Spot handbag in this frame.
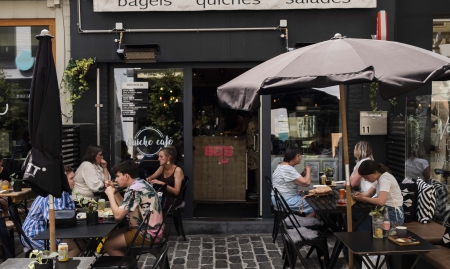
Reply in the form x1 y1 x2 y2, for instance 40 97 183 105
299 186 333 213
54 210 77 228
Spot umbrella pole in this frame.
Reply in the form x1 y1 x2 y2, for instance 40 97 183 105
48 194 57 252
339 84 354 269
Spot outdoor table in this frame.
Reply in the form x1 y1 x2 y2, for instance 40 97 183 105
304 187 374 269
0 257 95 269
334 231 439 269
34 219 121 257
0 187 32 204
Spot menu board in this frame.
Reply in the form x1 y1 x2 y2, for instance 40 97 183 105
122 82 149 118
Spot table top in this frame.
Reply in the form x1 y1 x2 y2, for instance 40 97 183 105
304 188 374 214
34 219 120 240
334 231 439 255
0 257 95 268
0 187 32 197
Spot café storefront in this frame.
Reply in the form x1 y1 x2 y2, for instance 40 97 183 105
68 0 403 221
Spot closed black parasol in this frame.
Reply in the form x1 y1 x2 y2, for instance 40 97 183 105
23 30 71 198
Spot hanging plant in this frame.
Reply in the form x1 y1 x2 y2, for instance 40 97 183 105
61 58 95 115
366 82 397 115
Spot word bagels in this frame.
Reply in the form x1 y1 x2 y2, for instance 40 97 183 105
96 0 375 12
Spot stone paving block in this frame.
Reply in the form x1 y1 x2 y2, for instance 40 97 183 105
190 241 201 247
173 258 185 264
202 250 213 256
228 248 240 255
179 238 189 242
253 248 265 254
227 242 239 248
168 241 176 247
243 260 257 267
201 256 213 265
171 265 184 269
250 236 261 241
216 253 227 260
215 246 227 253
203 243 213 249
229 256 242 263
230 264 244 269
271 258 284 266
201 265 214 269
215 260 229 268
227 236 237 241
238 238 250 244
241 252 254 260
177 243 188 250
188 247 200 254
256 255 269 262
215 239 226 246
187 254 200 260
268 251 281 258
187 260 199 268
240 244 252 251
259 263 273 269
262 237 273 243
175 251 187 257
191 237 201 241
264 243 277 250
250 242 263 248
203 237 212 242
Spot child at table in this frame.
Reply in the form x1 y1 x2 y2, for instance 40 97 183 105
353 160 404 225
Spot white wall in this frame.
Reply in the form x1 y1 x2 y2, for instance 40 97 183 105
0 0 72 123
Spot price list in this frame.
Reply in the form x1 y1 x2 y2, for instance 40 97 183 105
122 82 149 118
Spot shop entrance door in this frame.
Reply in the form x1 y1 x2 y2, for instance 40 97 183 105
191 68 260 218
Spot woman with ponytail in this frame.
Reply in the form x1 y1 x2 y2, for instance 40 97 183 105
354 160 404 225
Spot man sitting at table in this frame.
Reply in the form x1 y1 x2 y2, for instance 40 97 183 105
104 160 163 256
22 166 82 257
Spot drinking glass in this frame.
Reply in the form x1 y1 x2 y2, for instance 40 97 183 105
2 185 9 191
372 217 384 239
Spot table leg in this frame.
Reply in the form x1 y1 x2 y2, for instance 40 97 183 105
327 239 344 269
9 229 14 257
73 239 83 255
319 214 342 232
409 253 423 269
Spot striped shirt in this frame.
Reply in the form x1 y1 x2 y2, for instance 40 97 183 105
271 165 302 198
21 192 75 250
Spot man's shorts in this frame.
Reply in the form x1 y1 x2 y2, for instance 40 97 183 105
124 227 151 246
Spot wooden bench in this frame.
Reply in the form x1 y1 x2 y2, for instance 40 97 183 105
404 220 449 268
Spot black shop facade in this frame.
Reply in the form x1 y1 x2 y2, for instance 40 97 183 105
69 0 421 226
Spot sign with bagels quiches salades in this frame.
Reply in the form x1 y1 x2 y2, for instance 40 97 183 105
94 0 376 12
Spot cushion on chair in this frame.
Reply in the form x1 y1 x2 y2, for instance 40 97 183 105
403 220 445 244
422 245 450 269
284 215 323 229
417 179 436 224
91 256 138 269
399 180 418 223
431 179 448 221
285 227 319 243
441 224 450 248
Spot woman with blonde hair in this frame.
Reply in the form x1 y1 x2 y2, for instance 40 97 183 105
348 141 375 192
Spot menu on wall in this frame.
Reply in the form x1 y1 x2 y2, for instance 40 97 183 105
122 82 149 118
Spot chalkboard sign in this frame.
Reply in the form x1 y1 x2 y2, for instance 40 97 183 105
122 82 149 118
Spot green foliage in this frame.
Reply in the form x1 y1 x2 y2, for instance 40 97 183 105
0 69 27 150
323 167 334 176
61 58 94 115
369 206 385 217
28 250 58 269
365 82 397 115
10 173 21 186
147 69 184 141
73 189 99 213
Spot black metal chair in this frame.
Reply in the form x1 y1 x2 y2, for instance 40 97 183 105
170 176 189 241
265 176 282 243
273 188 329 269
8 204 34 256
0 217 15 261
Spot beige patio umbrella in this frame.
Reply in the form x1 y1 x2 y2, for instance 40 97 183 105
217 33 450 268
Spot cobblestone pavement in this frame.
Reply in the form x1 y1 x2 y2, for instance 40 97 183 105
138 234 350 269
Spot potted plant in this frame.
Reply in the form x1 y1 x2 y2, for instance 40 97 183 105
61 58 95 115
28 250 58 269
369 206 385 239
323 167 334 177
10 173 22 192
73 189 99 225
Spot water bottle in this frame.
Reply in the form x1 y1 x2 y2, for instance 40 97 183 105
383 208 390 238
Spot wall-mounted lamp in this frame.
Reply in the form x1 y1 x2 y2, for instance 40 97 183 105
117 44 161 63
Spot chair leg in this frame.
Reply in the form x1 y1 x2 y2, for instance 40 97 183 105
172 214 181 236
273 213 278 243
306 246 315 258
174 210 186 241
